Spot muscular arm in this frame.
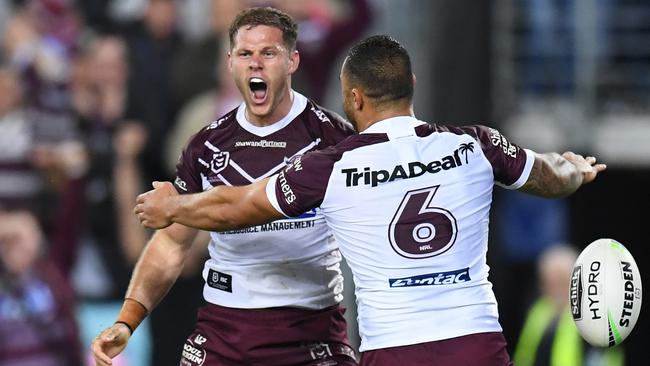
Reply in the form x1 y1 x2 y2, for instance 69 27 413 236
92 223 198 365
125 223 199 310
135 179 284 231
519 151 606 198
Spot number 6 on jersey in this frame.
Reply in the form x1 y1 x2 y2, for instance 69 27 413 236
388 185 458 259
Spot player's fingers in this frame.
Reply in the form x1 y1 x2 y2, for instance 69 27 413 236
136 193 146 204
152 181 162 189
562 151 575 159
92 339 113 365
594 163 607 172
585 156 596 164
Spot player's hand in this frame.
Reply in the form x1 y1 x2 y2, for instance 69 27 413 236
91 323 131 366
562 151 607 185
134 181 178 229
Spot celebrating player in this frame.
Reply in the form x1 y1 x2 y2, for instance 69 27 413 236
92 7 358 366
133 35 606 365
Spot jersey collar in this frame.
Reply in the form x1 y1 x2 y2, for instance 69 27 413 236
361 116 426 140
235 90 308 137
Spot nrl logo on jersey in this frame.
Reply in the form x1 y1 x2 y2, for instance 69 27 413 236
209 151 230 174
342 143 475 187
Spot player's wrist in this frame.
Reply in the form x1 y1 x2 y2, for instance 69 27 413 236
115 297 149 335
166 194 184 224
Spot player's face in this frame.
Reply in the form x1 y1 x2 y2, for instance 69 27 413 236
229 25 299 125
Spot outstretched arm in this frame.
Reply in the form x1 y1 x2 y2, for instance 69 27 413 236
519 151 606 198
134 179 284 231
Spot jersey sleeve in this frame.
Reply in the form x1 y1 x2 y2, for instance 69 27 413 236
466 125 535 189
308 102 356 147
173 135 203 194
265 150 334 217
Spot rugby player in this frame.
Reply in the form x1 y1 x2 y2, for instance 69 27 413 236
93 8 357 366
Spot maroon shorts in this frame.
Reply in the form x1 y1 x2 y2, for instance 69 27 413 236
359 332 512 366
180 303 357 366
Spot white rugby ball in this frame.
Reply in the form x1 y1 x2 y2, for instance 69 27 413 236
570 238 642 347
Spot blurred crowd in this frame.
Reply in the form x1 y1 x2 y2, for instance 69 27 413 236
0 0 644 365
0 0 370 365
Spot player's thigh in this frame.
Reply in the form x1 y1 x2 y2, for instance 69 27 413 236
359 332 512 366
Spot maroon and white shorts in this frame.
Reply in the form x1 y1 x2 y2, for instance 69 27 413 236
359 332 512 366
180 303 357 366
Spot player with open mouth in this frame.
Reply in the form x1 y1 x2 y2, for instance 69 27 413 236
231 23 299 126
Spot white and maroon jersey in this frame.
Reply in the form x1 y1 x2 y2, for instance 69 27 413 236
267 116 534 351
174 91 354 309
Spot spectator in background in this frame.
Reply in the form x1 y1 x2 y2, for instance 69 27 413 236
69 34 153 366
3 0 80 146
122 0 184 184
268 0 372 102
2 0 85 231
0 67 40 210
0 209 82 366
513 245 624 366
71 32 206 366
171 0 247 108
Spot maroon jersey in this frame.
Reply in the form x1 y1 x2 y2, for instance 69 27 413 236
174 92 355 309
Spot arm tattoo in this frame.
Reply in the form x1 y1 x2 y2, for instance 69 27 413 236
519 154 578 198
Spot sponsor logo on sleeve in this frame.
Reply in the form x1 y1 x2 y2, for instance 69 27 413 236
175 176 188 191
286 155 303 172
488 128 517 158
389 268 470 287
310 106 331 123
278 171 296 204
206 116 227 130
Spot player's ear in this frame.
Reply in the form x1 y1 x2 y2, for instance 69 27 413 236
351 88 363 111
288 50 300 75
412 73 417 87
227 51 233 72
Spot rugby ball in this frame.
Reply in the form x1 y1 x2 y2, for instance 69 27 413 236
570 238 642 347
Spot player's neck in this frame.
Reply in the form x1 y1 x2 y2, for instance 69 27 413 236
245 88 294 127
358 105 415 132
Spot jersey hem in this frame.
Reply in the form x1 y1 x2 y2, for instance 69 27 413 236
359 325 504 352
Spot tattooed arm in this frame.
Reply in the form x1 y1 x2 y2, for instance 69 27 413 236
519 151 607 198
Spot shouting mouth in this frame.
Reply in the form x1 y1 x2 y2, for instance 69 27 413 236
249 77 268 104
